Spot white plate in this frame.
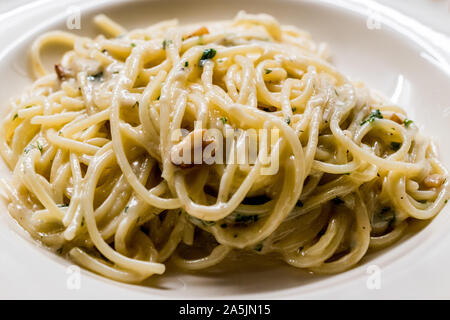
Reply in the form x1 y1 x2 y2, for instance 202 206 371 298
0 0 449 299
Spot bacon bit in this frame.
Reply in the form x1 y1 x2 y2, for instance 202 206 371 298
388 113 404 125
184 26 209 40
257 105 277 112
170 129 215 168
54 64 73 81
423 174 445 188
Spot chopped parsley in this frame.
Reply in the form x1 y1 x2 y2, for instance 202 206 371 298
292 107 297 112
124 206 129 213
36 141 43 154
23 141 45 154
372 207 395 229
390 141 401 151
199 48 216 67
57 204 69 208
162 39 172 50
285 117 291 125
184 61 189 67
264 69 272 74
87 71 103 82
361 109 383 125
234 214 259 224
130 43 136 47
254 243 263 252
220 117 227 124
403 119 413 128
13 113 18 120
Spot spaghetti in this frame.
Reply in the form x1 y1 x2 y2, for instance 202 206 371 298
0 12 448 283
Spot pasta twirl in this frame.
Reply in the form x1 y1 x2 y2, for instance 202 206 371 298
0 12 448 283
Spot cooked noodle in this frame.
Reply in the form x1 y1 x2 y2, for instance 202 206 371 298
1 12 448 283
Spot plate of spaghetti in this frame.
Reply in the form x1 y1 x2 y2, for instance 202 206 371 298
0 0 449 299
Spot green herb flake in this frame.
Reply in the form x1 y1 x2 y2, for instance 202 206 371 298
124 206 129 213
87 71 103 82
361 109 383 125
285 117 291 125
12 113 18 120
81 217 85 227
199 48 217 67
162 39 173 50
264 69 272 74
292 107 297 112
390 142 402 151
130 43 136 48
404 119 413 128
36 141 43 154
234 214 259 224
184 61 189 67
220 117 227 125
254 243 263 252
372 207 396 229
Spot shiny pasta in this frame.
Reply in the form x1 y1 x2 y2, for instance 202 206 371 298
0 12 448 283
